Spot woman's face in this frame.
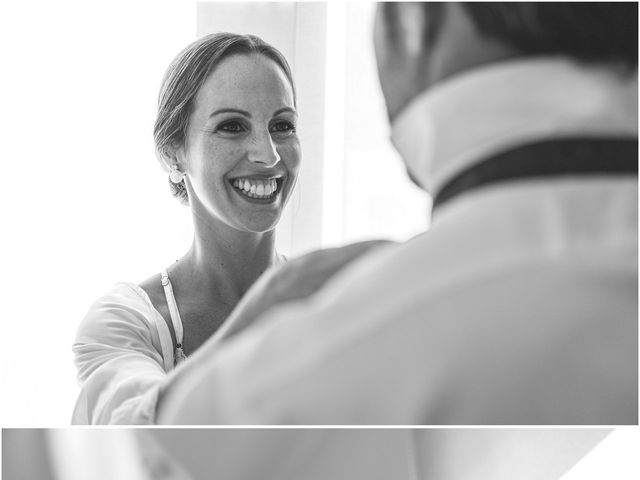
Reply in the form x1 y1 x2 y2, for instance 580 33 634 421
178 53 300 234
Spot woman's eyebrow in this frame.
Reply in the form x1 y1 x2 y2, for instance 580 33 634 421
273 107 297 117
209 108 251 118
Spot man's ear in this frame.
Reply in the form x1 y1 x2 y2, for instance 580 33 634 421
394 2 449 89
375 3 445 120
394 2 430 61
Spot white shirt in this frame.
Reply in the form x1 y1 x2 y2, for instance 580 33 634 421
168 58 638 425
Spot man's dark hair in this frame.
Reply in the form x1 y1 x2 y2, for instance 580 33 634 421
459 2 637 68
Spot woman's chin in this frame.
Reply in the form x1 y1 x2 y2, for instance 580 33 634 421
226 186 291 233
234 214 281 234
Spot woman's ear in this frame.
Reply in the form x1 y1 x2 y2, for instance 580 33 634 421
164 141 186 172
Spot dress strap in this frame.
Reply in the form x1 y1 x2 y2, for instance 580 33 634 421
160 269 187 365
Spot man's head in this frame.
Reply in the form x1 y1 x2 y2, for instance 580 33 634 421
374 2 638 122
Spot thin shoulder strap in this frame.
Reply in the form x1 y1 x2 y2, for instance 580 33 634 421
160 269 187 364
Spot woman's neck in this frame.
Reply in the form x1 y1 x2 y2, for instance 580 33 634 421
171 217 277 303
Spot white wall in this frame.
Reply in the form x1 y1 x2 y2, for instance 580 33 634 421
0 0 198 425
561 428 640 479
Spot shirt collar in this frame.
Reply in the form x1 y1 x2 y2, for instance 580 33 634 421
390 57 638 196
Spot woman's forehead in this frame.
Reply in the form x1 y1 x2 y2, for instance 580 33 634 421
195 53 295 112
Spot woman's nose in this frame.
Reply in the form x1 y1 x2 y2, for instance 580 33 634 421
247 131 281 167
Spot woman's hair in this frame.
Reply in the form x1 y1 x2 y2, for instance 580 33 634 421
154 33 296 205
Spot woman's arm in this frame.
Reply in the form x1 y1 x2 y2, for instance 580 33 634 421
73 284 171 424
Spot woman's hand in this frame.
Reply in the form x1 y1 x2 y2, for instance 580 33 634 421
212 239 394 344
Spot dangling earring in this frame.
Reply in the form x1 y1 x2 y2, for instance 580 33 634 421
169 164 185 184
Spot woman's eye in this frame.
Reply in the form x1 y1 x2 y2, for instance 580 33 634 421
270 120 296 135
217 121 245 133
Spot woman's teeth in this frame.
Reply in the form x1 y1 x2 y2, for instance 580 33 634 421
232 178 279 199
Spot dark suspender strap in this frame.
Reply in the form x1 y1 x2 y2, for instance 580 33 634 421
432 137 638 210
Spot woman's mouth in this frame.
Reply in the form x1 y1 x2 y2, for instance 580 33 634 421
230 176 283 201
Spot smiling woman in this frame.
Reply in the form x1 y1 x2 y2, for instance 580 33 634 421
171 53 300 233
71 33 300 424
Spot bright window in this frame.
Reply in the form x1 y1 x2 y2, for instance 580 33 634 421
323 2 429 248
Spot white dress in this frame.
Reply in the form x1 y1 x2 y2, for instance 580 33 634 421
72 282 179 424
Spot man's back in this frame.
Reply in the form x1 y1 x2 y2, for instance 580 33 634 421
186 58 637 425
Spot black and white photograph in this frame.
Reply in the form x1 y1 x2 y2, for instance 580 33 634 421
0 0 638 478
